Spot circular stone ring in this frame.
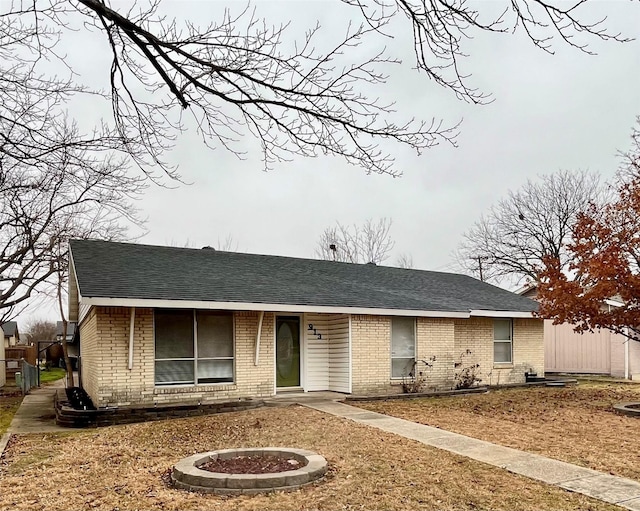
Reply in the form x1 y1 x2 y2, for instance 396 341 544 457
171 447 328 495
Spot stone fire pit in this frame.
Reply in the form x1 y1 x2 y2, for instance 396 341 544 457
613 402 640 417
171 447 328 495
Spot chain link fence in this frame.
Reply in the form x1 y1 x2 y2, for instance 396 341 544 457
19 359 39 395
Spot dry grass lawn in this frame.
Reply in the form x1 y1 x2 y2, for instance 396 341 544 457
355 382 640 482
0 388 22 435
0 405 621 511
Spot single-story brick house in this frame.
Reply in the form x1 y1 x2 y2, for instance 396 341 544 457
68 239 543 408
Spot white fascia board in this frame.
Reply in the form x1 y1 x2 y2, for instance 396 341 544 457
81 296 471 318
470 310 536 318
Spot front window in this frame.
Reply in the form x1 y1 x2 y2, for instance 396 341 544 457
494 319 513 364
391 317 416 378
154 309 234 385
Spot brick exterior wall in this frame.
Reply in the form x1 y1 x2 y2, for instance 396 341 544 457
454 317 544 386
351 315 544 394
79 306 544 406
80 307 275 408
351 315 391 394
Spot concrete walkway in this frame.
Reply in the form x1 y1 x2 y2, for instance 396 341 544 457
305 400 640 511
1 378 70 458
6 378 68 435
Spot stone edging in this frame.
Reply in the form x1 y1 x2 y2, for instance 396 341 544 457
171 447 328 495
55 389 264 428
345 386 489 402
613 402 640 417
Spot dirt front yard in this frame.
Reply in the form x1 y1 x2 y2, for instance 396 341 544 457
355 382 640 482
0 405 620 511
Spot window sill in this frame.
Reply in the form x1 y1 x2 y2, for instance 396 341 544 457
493 363 514 369
154 383 237 394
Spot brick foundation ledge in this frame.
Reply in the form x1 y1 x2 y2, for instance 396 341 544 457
54 390 264 428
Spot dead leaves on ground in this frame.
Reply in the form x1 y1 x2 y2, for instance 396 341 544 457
357 382 640 481
0 402 622 511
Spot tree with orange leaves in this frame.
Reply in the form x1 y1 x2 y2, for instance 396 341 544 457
537 178 640 343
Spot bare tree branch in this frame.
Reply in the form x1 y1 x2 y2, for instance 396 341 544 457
455 170 605 284
315 218 396 264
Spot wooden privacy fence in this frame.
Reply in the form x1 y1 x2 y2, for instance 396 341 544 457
4 345 37 382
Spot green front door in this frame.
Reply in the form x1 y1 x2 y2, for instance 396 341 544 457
276 316 300 388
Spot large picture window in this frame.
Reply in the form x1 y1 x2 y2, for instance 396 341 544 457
154 309 234 385
391 317 416 378
494 319 513 364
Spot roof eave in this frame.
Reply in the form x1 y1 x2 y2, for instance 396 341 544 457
469 309 536 318
82 296 472 318
80 297 536 319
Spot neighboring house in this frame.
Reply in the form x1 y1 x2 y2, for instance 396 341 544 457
69 239 543 409
517 284 640 378
2 321 20 348
56 321 79 368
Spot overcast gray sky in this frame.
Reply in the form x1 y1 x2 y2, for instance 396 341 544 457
19 0 640 325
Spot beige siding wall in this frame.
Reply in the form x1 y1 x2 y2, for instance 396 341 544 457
304 313 330 391
80 307 275 408
454 318 544 385
543 321 640 377
304 313 351 392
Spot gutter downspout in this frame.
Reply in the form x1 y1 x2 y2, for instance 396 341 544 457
128 307 136 370
254 311 265 366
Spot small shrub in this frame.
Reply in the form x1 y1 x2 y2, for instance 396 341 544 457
402 357 436 393
454 349 482 390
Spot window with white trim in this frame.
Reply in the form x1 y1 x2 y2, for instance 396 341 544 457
391 317 416 378
154 309 234 385
493 319 513 364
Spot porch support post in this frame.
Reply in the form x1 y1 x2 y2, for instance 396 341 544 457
254 311 265 366
128 307 136 370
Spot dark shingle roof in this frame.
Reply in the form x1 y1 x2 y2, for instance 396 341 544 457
2 321 18 337
56 321 77 338
69 239 537 314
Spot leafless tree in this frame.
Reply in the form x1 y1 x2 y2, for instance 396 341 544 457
316 218 395 264
23 319 57 345
216 235 240 252
0 107 144 382
0 136 145 318
47 212 139 387
455 170 605 284
395 253 414 269
2 1 630 180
